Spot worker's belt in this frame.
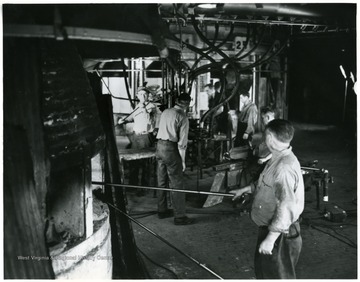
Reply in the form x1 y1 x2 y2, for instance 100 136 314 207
157 139 177 144
133 131 149 135
258 220 300 238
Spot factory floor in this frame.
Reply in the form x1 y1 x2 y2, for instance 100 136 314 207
120 123 357 279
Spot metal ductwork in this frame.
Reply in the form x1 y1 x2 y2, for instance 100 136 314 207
219 3 322 18
160 3 355 30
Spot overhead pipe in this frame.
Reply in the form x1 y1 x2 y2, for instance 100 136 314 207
220 3 322 18
189 61 225 82
161 3 322 18
190 21 289 126
191 23 235 71
191 15 235 65
194 33 289 124
189 22 219 62
171 31 218 95
190 13 242 124
184 16 288 122
190 15 239 83
171 18 234 95
181 48 240 127
246 39 278 65
172 34 217 65
194 21 220 52
188 21 242 80
234 38 288 74
171 15 234 70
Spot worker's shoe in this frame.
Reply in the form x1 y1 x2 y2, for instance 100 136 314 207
158 210 173 219
174 216 194 225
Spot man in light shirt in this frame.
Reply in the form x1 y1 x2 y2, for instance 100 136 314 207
230 119 304 278
118 87 160 144
118 87 161 188
156 93 194 225
234 92 258 147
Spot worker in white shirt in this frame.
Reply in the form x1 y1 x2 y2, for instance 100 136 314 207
118 87 161 189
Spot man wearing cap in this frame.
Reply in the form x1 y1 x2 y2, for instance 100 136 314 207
156 93 194 225
204 83 224 136
230 119 304 279
118 87 161 188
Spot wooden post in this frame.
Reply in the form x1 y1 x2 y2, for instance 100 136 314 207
4 38 54 278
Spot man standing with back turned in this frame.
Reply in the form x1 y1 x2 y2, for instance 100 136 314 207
230 119 304 279
156 93 194 225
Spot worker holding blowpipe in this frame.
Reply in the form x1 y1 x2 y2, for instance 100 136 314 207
118 86 161 191
230 119 304 279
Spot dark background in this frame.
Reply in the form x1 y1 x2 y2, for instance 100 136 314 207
288 33 357 129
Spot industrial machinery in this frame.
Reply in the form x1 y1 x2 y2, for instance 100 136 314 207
301 160 334 210
3 3 355 279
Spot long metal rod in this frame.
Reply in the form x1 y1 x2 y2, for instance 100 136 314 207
92 181 234 197
106 201 224 279
301 166 323 172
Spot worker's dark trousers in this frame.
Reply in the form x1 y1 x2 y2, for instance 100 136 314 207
129 133 153 187
234 122 252 147
156 140 186 218
254 222 302 279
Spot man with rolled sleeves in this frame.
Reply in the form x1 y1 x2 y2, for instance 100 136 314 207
156 93 194 225
118 87 161 190
230 119 304 279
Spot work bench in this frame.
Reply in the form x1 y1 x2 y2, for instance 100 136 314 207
188 134 230 179
117 147 156 185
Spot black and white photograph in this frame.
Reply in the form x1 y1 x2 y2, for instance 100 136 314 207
3 1 357 279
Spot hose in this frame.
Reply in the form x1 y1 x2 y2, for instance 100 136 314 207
95 70 138 104
236 38 288 73
171 34 217 64
191 23 235 71
191 15 236 68
190 17 242 125
235 25 268 61
121 57 135 109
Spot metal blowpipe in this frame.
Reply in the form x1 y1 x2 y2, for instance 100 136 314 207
91 181 234 198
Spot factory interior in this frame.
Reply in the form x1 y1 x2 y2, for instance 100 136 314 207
3 2 357 279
